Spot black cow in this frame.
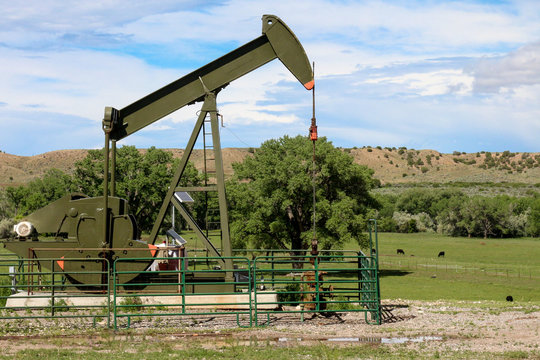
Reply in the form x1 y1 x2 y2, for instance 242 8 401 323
397 249 405 255
506 295 513 302
438 251 445 258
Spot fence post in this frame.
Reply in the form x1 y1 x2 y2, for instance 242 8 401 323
113 259 117 330
315 256 320 313
271 251 275 286
180 257 186 314
50 260 55 316
9 266 17 294
106 259 111 329
357 252 362 302
253 257 258 326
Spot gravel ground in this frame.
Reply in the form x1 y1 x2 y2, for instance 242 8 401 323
0 299 539 358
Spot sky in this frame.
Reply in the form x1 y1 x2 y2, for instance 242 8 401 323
1 0 539 156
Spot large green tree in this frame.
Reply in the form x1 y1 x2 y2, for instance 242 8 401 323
73 146 202 234
526 196 540 237
0 189 13 220
227 135 378 253
5 168 74 218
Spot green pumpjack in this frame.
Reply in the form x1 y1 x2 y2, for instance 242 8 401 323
2 15 313 293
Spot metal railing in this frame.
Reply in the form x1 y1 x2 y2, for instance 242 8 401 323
112 256 253 329
0 252 381 329
252 254 380 325
0 257 110 327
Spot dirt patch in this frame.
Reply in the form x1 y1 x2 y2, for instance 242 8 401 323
0 299 538 357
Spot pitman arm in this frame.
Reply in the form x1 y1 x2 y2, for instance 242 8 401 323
107 14 313 141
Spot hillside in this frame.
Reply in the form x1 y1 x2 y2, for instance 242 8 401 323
348 147 540 184
0 147 539 188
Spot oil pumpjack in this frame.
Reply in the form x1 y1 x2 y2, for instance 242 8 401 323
1 15 313 290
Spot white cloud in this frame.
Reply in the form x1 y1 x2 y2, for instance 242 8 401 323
472 41 540 93
0 47 181 121
2 0 540 155
364 69 474 96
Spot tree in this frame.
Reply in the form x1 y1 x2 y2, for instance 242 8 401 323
526 196 540 237
370 193 397 232
227 135 378 254
5 168 74 218
73 146 202 234
433 190 468 236
0 189 13 220
459 197 506 239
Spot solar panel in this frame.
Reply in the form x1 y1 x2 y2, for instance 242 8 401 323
166 228 187 245
174 191 194 203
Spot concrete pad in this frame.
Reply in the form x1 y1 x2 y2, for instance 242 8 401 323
139 293 278 310
4 291 278 310
5 291 109 308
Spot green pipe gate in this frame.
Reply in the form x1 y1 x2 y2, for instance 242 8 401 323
0 250 381 329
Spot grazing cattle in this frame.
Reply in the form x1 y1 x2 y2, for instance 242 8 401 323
438 251 445 258
371 248 376 255
506 295 513 302
397 249 405 255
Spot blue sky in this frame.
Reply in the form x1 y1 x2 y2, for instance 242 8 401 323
1 0 539 156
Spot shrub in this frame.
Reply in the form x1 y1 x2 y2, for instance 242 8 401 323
0 278 12 307
392 211 435 233
0 219 15 238
119 296 143 313
277 282 301 306
377 217 397 232
47 298 70 313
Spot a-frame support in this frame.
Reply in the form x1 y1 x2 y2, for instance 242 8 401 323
148 92 233 277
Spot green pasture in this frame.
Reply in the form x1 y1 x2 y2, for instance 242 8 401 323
2 341 533 360
373 232 540 302
1 232 539 303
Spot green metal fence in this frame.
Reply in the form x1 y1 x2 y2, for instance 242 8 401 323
0 257 111 327
1 251 381 329
112 256 253 329
252 254 380 325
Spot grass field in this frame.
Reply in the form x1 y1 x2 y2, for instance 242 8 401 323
372 232 540 302
1 232 539 303
0 341 527 360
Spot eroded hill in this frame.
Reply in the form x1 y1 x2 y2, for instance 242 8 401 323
1 147 538 188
